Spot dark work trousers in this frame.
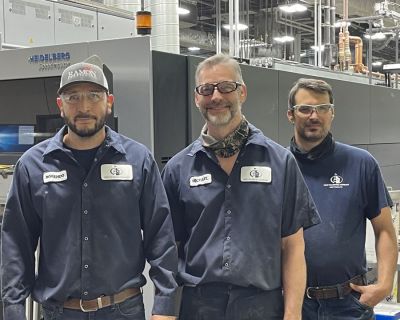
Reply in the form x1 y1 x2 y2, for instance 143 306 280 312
302 291 375 320
42 294 145 320
179 283 284 320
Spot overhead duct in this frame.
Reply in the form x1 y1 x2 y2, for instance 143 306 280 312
146 0 180 54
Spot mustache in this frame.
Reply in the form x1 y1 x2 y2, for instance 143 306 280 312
74 113 97 121
306 119 322 125
205 101 231 109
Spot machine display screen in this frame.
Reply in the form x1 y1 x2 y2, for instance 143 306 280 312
0 125 35 153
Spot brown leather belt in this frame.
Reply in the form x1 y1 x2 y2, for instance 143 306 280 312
63 288 141 312
306 274 366 300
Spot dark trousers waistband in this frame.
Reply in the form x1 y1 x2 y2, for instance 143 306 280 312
306 274 367 300
185 282 280 297
63 288 141 312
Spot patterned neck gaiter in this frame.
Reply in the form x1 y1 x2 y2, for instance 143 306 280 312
201 117 249 158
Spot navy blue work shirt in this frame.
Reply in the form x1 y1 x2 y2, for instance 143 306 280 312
292 141 393 287
1 126 178 319
162 124 320 290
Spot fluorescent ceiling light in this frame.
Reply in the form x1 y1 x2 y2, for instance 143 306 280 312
178 7 190 15
335 21 351 28
311 45 325 51
279 3 307 13
273 35 295 43
188 46 200 51
222 23 248 31
372 61 383 66
364 32 386 40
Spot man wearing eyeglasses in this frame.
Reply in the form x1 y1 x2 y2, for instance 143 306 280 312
1 57 179 320
287 78 397 319
161 54 320 320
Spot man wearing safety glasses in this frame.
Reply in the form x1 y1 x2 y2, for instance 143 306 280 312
287 78 398 319
1 56 179 320
162 54 320 320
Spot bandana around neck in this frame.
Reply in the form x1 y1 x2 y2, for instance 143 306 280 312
201 117 249 158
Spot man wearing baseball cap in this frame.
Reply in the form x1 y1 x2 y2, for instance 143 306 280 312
1 56 179 320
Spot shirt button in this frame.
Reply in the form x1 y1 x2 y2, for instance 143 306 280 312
84 264 89 269
84 237 89 241
226 236 231 241
83 291 88 296
227 184 231 189
224 262 229 267
83 210 88 215
83 183 88 188
226 210 231 214
94 158 98 162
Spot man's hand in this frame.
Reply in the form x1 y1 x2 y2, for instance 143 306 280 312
151 315 177 320
350 282 392 307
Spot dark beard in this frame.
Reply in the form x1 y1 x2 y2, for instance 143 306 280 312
64 115 106 137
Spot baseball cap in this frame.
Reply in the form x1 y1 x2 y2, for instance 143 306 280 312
58 55 109 94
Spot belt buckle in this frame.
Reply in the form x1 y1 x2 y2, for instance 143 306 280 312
306 287 314 299
79 297 103 312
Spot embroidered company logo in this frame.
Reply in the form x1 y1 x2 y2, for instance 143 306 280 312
67 66 97 81
110 167 122 176
249 168 261 178
100 164 133 181
330 174 343 184
240 166 271 183
323 173 349 189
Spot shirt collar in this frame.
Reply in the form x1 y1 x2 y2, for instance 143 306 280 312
43 125 126 156
290 132 335 161
187 123 268 156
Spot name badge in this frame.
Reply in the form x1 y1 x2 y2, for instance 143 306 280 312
101 164 133 180
43 170 67 183
240 166 271 183
190 174 212 187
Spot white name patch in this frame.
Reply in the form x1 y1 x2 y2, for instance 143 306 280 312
43 170 67 183
240 166 271 183
101 164 133 180
190 174 212 187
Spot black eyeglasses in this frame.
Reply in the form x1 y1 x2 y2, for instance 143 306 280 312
291 104 334 116
195 81 242 96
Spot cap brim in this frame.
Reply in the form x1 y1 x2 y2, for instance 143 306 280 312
58 81 108 95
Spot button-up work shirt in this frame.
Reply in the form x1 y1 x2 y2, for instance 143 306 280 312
162 124 320 290
1 126 178 319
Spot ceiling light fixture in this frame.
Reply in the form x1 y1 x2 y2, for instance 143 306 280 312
273 35 295 43
222 23 249 31
279 3 307 13
372 61 383 66
178 7 190 15
364 32 386 40
311 45 325 51
188 46 200 51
